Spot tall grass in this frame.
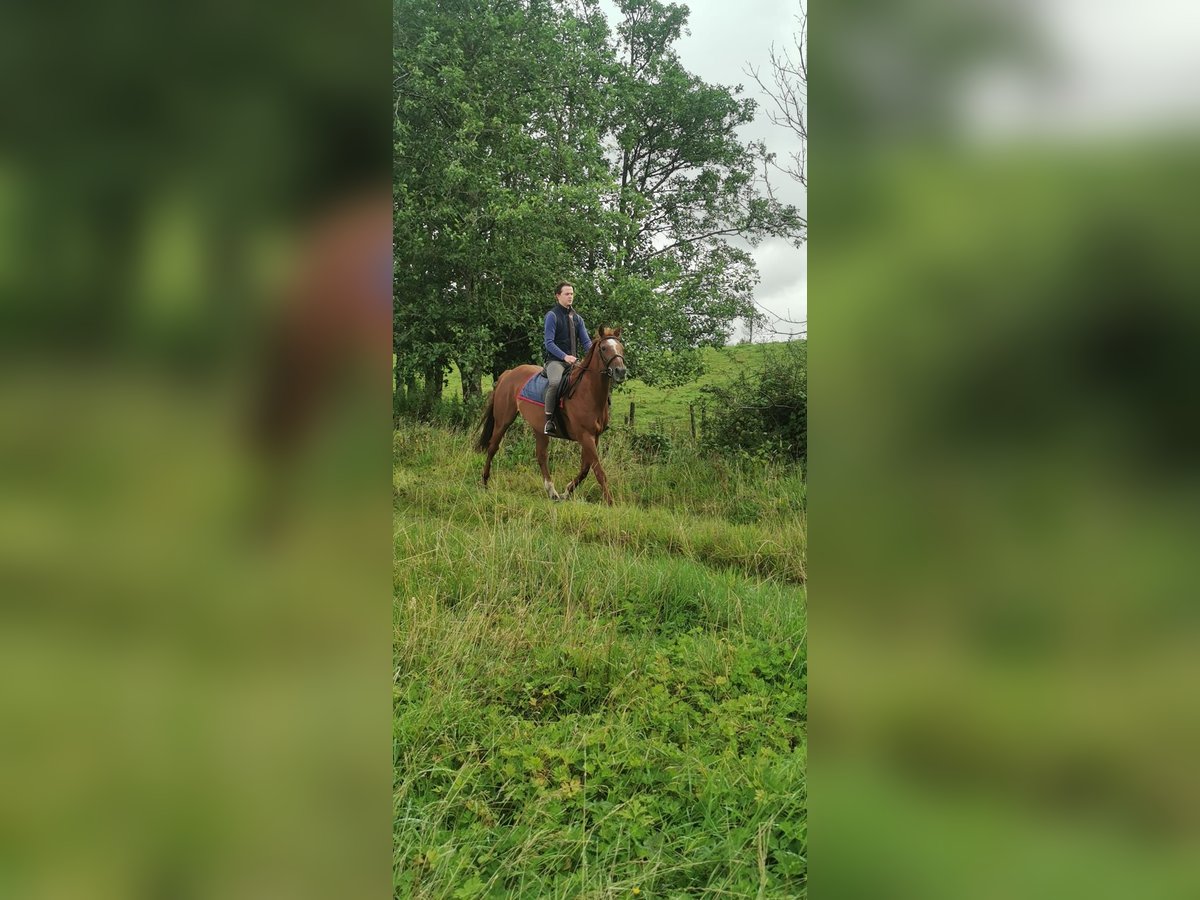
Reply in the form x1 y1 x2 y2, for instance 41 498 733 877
395 420 806 898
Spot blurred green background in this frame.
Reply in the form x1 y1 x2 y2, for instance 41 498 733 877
0 1 390 897
815 1 1200 897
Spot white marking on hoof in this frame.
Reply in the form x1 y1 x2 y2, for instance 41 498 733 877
544 480 561 500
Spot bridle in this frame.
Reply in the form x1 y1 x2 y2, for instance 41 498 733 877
567 338 626 391
596 339 626 379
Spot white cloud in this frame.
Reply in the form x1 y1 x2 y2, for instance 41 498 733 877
754 238 807 326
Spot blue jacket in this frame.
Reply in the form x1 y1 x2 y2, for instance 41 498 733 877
544 304 592 362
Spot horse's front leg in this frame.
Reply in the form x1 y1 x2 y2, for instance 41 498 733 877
579 434 612 505
534 433 562 500
564 445 591 499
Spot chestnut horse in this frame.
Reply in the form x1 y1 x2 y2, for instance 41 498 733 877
476 327 628 504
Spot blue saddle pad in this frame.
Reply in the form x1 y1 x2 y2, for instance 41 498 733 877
518 371 548 405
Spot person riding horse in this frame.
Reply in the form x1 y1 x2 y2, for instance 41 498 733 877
477 321 627 504
542 282 592 435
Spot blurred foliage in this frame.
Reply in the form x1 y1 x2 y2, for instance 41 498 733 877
816 0 1200 895
817 68 1200 900
0 0 384 362
0 0 391 897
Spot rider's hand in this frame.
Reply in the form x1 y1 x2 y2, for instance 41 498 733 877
564 355 577 364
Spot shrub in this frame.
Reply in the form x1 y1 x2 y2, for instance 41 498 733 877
700 341 806 464
395 390 488 432
627 430 673 461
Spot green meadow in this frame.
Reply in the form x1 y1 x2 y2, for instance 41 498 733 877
394 410 806 897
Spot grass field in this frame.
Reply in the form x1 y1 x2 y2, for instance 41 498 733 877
394 420 806 897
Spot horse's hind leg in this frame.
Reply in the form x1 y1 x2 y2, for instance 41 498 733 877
483 390 518 487
534 433 561 500
482 423 508 486
482 442 501 486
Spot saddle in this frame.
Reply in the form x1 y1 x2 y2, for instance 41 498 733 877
545 364 582 439
559 363 583 403
516 367 577 440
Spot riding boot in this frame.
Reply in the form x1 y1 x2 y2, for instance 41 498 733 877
547 384 559 434
543 364 563 434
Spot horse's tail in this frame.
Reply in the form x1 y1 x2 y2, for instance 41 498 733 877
475 389 497 452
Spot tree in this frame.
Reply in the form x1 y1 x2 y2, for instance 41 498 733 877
595 0 806 385
393 0 618 400
393 0 806 401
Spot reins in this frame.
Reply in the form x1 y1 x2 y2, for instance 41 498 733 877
568 340 625 389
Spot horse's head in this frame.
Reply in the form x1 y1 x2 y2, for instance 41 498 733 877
594 326 628 384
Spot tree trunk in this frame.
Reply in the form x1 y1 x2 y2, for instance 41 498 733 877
420 360 444 411
459 364 482 400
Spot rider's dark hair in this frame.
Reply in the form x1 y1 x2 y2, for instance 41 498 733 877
555 282 573 296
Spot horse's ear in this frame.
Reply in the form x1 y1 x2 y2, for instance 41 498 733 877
613 327 622 339
598 325 613 338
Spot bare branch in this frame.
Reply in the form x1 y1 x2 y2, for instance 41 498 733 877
745 1 807 190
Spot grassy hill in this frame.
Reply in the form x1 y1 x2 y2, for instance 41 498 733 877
394 422 807 896
443 342 800 434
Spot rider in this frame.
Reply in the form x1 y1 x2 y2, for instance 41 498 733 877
542 281 592 435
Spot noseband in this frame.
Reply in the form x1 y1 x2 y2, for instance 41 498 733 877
596 341 626 379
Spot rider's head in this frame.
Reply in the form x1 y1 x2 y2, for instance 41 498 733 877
555 282 574 307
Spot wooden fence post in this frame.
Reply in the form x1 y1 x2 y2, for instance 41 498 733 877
628 401 635 427
689 403 697 441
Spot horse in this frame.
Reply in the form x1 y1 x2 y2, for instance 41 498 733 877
475 327 628 504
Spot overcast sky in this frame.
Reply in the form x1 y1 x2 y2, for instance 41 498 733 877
597 0 808 341
963 0 1200 140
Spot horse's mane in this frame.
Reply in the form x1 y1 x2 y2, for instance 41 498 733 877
566 331 606 391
